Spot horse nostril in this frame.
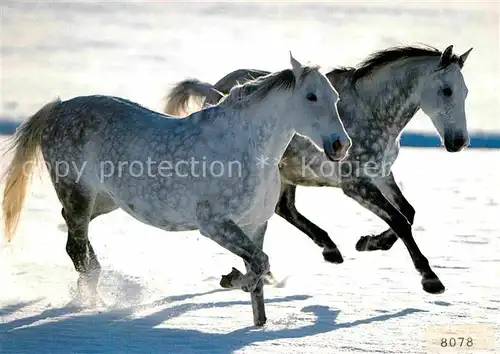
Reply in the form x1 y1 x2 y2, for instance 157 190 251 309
332 139 342 153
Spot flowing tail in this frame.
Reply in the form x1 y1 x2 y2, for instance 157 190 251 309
1 98 60 242
163 79 224 116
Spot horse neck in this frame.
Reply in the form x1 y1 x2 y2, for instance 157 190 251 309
353 58 434 140
219 93 297 160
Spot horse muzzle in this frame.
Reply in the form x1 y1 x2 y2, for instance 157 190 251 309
322 135 352 162
444 130 469 152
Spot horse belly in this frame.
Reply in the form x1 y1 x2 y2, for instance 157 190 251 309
99 177 200 232
118 198 198 232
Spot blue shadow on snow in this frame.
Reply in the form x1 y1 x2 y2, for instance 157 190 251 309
0 290 426 354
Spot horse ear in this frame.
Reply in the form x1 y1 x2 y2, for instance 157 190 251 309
439 45 454 66
459 47 473 65
289 51 303 81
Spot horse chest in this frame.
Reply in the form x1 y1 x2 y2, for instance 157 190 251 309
235 167 281 226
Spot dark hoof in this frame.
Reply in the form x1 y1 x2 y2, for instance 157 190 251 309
422 277 445 294
355 236 374 251
322 247 344 264
355 235 394 252
254 317 267 327
220 275 233 289
220 267 243 289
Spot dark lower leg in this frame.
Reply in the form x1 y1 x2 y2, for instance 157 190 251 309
356 229 399 252
356 173 415 252
343 179 444 294
65 230 101 305
222 263 266 326
197 202 269 294
62 207 100 274
384 219 443 293
247 222 267 326
275 184 343 263
218 222 268 326
358 202 414 251
60 186 101 299
247 266 266 326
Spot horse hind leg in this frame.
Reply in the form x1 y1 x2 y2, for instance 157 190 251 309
90 193 118 221
57 182 101 304
58 192 118 231
87 194 117 274
61 192 118 263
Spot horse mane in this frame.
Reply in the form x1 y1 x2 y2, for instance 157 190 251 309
329 44 464 82
218 65 320 108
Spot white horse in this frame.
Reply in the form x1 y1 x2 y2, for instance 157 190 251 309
1 53 351 327
164 44 473 295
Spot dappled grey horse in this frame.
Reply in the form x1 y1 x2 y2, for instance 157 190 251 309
164 44 473 295
1 54 351 327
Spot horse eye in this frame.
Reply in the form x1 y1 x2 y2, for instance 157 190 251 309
306 93 317 102
442 87 453 97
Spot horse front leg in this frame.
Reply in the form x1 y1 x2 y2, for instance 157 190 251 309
196 201 270 326
219 223 269 326
275 182 343 263
220 223 279 288
245 222 268 326
355 172 416 252
341 178 444 294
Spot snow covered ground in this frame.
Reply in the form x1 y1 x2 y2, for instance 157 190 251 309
0 146 499 353
1 1 499 353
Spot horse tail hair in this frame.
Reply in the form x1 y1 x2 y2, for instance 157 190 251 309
1 98 61 242
163 79 224 116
